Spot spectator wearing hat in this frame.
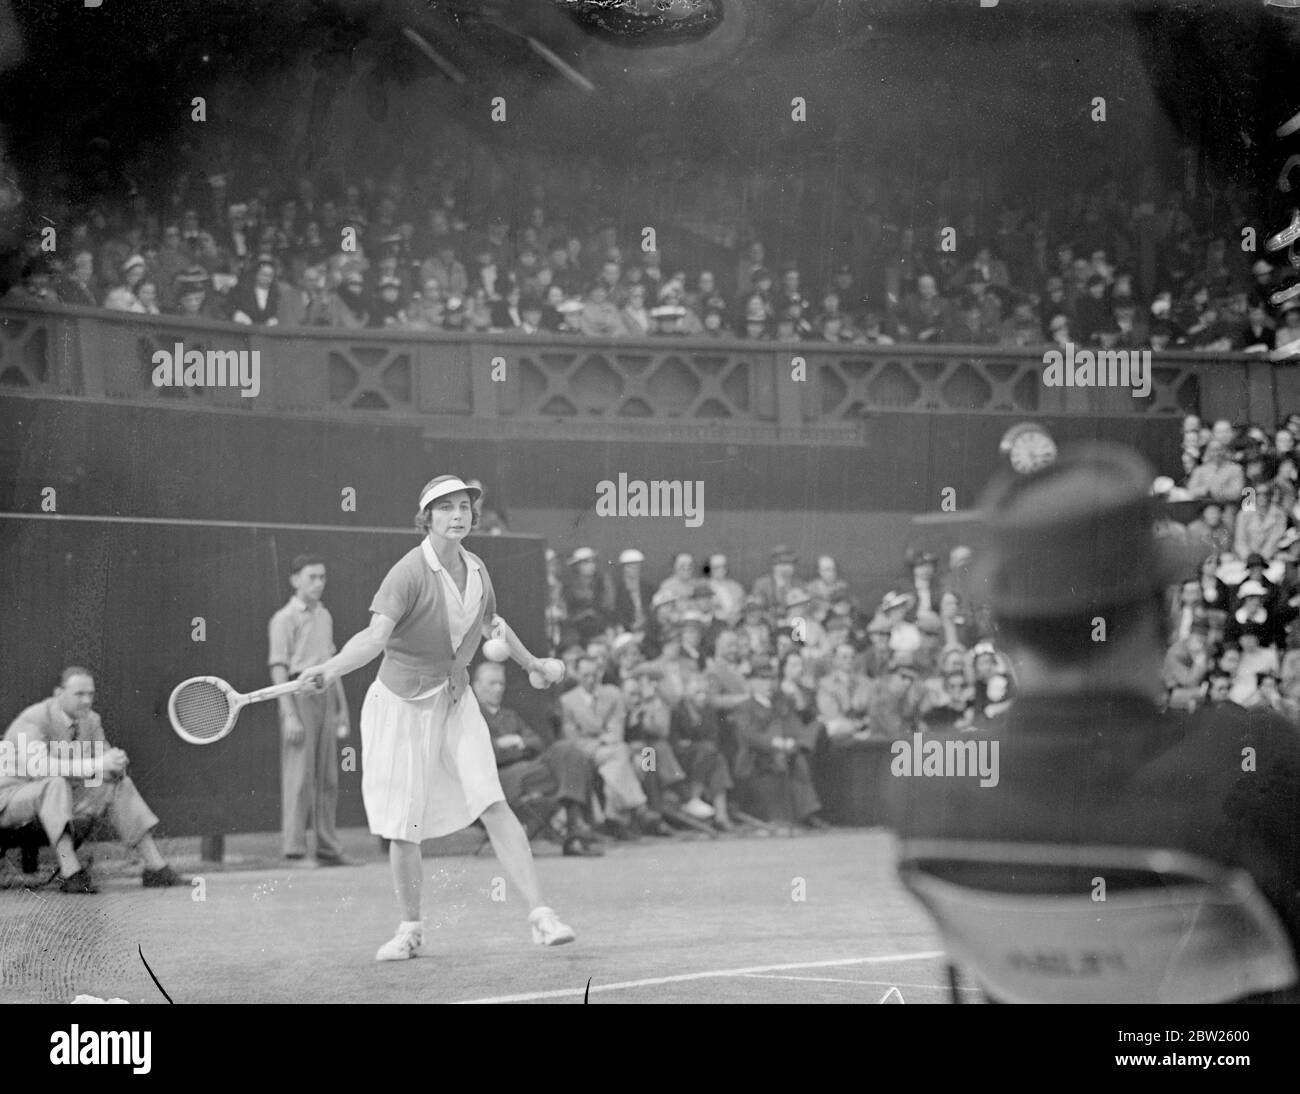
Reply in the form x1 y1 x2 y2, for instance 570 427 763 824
969 640 1016 720
556 296 585 335
1248 259 1278 311
864 651 927 740
751 545 803 618
704 553 746 626
1227 616 1281 707
1227 578 1286 652
171 267 219 320
612 549 655 641
563 548 614 644
103 254 149 312
603 632 643 686
731 658 826 829
855 614 894 679
781 588 826 651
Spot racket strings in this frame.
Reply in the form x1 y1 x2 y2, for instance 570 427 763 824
172 680 234 741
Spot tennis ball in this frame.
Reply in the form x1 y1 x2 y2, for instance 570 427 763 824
528 670 548 689
482 637 511 662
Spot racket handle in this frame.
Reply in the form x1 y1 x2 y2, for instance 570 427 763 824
242 679 315 705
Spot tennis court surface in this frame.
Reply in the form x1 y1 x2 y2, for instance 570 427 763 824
0 828 960 1003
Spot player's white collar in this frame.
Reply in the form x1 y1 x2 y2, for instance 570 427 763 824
421 539 478 574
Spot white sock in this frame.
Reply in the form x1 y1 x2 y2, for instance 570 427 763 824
399 919 422 933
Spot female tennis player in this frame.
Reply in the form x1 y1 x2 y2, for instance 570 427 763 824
298 474 575 960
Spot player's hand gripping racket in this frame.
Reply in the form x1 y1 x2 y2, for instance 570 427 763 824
168 675 314 745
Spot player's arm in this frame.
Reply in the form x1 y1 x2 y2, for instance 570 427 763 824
301 612 396 689
489 615 549 677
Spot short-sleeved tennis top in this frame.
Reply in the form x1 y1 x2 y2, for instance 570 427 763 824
370 539 497 700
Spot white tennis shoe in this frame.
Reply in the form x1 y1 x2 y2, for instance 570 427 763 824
529 906 576 946
681 797 716 820
376 922 424 961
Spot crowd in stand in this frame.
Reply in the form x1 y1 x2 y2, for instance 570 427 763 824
471 413 1300 852
1158 412 1300 721
467 484 1016 848
5 157 1300 356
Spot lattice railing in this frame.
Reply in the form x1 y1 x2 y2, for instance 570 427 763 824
0 303 1271 437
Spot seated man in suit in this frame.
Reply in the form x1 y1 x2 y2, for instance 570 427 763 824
0 667 189 892
623 665 689 830
884 444 1300 1002
670 673 735 829
472 662 602 857
559 656 670 837
731 660 826 829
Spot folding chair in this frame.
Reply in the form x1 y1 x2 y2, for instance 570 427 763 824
897 839 1299 1004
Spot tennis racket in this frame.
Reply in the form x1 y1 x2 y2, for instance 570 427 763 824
167 675 315 745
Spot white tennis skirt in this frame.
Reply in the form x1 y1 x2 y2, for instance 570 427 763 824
360 677 505 842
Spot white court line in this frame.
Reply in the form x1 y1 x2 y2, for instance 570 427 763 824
455 950 944 1004
740 973 979 992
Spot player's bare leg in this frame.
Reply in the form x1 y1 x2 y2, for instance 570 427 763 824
375 839 426 960
478 800 574 944
389 838 423 921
